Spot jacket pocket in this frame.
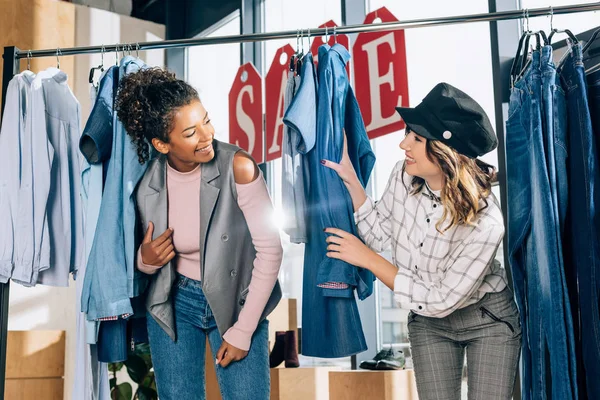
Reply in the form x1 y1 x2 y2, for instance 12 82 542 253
480 306 515 334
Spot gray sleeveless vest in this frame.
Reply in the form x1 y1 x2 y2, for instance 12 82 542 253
136 140 282 340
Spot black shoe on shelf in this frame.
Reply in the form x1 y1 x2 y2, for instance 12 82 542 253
359 348 395 370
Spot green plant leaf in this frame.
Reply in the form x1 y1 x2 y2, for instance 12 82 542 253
108 362 124 373
140 374 153 388
125 355 149 384
110 377 117 389
111 382 132 400
132 343 153 368
136 386 158 400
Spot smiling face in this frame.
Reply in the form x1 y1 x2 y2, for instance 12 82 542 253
399 128 444 190
152 100 216 172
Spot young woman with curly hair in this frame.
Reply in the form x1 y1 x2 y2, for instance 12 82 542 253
322 83 522 400
115 67 282 400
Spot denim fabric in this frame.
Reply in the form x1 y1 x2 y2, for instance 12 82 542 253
300 45 372 358
97 319 128 363
283 53 317 154
540 46 579 399
147 275 270 400
73 77 113 400
506 50 577 400
281 71 308 243
312 44 376 298
79 66 118 164
82 57 149 320
568 64 600 399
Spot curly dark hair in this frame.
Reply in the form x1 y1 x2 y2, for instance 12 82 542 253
115 67 199 163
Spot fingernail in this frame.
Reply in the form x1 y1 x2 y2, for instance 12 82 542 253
320 160 326 165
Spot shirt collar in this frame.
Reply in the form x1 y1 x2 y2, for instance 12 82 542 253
423 182 441 202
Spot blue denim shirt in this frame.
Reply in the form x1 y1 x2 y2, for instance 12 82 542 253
311 44 376 299
81 57 149 320
282 53 317 243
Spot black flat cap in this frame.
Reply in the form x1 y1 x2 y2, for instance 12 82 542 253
395 83 497 158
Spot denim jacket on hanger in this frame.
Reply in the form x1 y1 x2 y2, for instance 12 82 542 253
81 56 149 320
311 43 376 300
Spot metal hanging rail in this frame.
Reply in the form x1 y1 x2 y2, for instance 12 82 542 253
11 2 600 59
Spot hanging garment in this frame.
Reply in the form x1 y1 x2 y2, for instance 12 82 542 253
0 68 82 288
505 48 578 400
74 69 114 400
562 52 600 398
81 56 149 320
313 43 376 299
281 68 308 243
0 72 37 283
299 44 375 358
34 68 84 287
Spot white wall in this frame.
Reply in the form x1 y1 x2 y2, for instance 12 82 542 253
7 5 164 400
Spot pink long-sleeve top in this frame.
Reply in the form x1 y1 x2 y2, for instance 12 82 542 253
137 162 283 350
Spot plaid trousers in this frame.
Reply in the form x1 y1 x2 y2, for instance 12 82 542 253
408 288 521 400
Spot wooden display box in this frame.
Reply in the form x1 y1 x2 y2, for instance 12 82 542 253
5 330 66 400
329 370 419 400
271 367 340 400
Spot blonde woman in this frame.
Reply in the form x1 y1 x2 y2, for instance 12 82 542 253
322 83 521 400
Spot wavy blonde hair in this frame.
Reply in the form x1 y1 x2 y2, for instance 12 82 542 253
402 130 496 233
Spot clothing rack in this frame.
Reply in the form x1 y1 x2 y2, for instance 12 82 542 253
2 3 599 398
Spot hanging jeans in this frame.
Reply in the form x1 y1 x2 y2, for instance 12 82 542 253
574 64 600 399
540 45 579 399
506 49 577 400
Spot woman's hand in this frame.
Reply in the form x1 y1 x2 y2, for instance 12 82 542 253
140 222 176 267
325 227 398 290
321 132 367 211
321 131 360 187
216 340 249 368
325 228 376 270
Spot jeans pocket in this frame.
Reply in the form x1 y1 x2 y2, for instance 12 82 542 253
507 88 525 122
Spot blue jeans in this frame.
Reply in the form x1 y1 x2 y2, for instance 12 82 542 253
505 49 577 400
573 64 600 399
540 45 579 398
97 319 127 363
147 275 270 400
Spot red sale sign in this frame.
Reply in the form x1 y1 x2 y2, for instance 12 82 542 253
229 62 264 163
353 7 409 139
310 20 350 77
265 44 295 162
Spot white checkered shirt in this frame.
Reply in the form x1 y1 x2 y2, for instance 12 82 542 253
355 161 507 318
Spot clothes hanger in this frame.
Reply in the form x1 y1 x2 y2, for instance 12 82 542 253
547 7 579 44
26 50 32 71
582 27 600 55
510 9 547 86
89 45 106 87
56 47 62 69
289 29 302 73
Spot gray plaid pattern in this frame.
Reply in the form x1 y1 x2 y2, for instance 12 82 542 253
408 288 521 400
355 161 507 317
